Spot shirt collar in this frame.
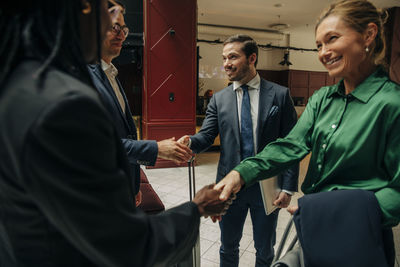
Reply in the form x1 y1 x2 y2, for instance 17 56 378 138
233 73 260 91
327 66 389 103
101 59 118 78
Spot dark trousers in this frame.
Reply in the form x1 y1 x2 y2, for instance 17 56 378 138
219 183 278 267
382 228 395 267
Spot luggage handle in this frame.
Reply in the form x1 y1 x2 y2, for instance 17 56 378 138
273 217 298 262
187 157 195 201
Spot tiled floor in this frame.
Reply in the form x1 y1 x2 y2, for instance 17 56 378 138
144 151 400 267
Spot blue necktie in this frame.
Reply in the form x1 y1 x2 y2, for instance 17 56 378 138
240 85 254 160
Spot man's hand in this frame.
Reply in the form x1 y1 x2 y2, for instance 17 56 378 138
177 135 190 147
273 191 292 208
135 190 142 207
193 184 232 218
157 137 193 164
213 170 244 201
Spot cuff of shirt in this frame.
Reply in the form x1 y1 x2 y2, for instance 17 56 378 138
281 189 294 196
233 162 259 189
188 137 192 148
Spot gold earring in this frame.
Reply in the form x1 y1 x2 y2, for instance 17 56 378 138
365 47 369 52
82 1 92 14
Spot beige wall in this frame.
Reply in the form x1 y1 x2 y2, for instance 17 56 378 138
288 25 326 71
198 32 287 94
197 26 326 95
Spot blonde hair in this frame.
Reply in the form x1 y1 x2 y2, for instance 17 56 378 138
316 0 388 66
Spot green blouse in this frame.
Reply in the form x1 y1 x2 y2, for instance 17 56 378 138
234 67 400 227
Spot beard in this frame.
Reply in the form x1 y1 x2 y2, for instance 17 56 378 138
227 60 251 81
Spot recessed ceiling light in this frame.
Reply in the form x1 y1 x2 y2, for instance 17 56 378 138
269 23 290 31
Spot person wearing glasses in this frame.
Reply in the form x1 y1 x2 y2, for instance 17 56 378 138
88 1 193 208
0 0 231 266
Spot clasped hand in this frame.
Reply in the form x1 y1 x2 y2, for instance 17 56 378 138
157 137 193 164
193 184 235 219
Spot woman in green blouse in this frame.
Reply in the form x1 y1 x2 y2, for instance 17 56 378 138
215 0 400 264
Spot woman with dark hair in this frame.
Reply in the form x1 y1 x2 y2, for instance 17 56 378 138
215 0 400 266
0 1 228 266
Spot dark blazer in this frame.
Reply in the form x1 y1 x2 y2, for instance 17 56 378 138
88 64 158 194
191 78 298 191
293 190 388 267
0 61 199 267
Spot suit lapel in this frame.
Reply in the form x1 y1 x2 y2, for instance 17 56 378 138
91 64 133 133
227 86 241 148
257 79 275 150
115 78 137 134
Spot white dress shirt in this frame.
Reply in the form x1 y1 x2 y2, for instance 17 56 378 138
101 59 126 113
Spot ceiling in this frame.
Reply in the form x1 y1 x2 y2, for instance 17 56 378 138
198 0 400 33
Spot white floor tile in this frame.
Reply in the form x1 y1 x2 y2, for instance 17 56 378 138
238 250 256 267
201 242 220 264
200 238 215 256
200 258 219 267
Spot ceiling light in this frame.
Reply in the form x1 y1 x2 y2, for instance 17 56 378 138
269 15 289 31
269 23 290 31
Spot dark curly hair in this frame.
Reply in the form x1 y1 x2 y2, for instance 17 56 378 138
0 0 102 89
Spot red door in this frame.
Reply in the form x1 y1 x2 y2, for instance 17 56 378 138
142 0 197 167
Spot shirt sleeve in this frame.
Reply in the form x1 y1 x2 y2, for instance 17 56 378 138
234 89 321 187
375 115 400 227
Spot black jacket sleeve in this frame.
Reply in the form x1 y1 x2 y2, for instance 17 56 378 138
23 93 200 267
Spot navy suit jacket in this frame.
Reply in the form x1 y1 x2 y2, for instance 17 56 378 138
88 64 158 194
294 190 388 267
191 78 298 191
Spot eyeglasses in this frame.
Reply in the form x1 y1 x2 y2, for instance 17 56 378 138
111 23 129 37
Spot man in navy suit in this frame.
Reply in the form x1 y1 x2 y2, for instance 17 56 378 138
179 35 299 267
88 3 192 206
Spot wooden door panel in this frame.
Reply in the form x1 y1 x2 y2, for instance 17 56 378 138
149 60 195 120
148 33 191 94
309 72 326 88
144 0 196 121
290 70 309 88
143 0 196 167
291 87 308 98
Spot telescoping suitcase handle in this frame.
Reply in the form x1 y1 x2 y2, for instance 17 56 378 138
273 218 298 262
187 157 195 201
180 156 200 267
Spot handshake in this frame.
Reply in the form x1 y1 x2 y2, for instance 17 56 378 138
156 135 193 164
169 135 235 220
192 184 235 221
158 135 239 220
